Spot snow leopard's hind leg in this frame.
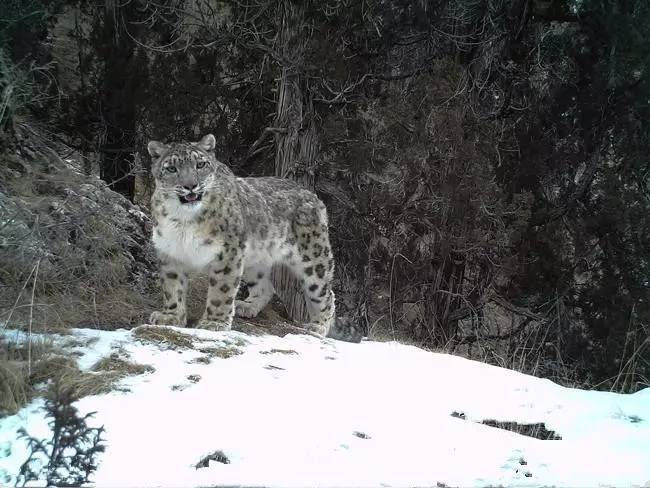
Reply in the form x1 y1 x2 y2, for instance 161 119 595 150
293 204 336 337
235 264 274 318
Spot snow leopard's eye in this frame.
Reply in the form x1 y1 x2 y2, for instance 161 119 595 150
196 160 206 169
165 166 177 173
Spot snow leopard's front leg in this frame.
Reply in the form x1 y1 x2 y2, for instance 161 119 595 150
196 244 244 331
150 258 188 327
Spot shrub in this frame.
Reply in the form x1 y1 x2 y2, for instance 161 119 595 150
16 385 106 487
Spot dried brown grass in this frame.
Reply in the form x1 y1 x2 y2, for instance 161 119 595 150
28 355 119 399
30 353 155 400
0 127 158 333
0 360 28 414
0 335 58 415
92 354 155 376
0 329 156 416
197 345 242 360
133 325 195 350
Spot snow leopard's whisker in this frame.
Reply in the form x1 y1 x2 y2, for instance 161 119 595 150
200 182 219 189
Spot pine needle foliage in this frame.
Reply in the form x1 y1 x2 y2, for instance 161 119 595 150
16 386 105 487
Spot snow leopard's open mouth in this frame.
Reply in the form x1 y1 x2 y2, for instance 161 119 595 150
179 192 203 204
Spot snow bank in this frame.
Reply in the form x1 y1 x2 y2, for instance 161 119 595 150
1 327 649 487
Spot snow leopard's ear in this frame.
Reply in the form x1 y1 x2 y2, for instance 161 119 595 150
147 140 169 158
197 134 216 153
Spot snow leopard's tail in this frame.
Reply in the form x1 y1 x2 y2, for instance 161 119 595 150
326 316 364 343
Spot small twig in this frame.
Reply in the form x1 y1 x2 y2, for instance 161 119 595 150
242 126 287 163
28 259 41 377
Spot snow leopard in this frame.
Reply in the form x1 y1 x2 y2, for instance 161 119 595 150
146 133 361 342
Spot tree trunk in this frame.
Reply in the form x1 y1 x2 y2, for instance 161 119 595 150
98 0 138 201
271 1 319 323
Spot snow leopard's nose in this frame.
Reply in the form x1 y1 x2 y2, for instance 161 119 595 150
182 184 199 193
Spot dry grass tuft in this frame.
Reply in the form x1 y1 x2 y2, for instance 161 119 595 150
0 335 61 415
228 337 250 347
29 355 79 385
92 354 155 376
0 360 28 415
26 351 153 402
259 349 298 355
198 345 242 359
133 325 195 350
233 317 320 339
189 356 211 365
30 355 122 399
57 367 125 399
1 335 59 362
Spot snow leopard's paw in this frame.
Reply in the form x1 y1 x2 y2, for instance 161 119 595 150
235 300 262 318
149 311 187 327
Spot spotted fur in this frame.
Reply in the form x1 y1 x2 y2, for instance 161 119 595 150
147 134 361 342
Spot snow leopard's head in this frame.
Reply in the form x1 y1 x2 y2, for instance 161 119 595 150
148 134 228 206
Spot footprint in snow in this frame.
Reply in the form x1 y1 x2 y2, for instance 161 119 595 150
264 364 285 370
353 431 371 439
501 451 532 479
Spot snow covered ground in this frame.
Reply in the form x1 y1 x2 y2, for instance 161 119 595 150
1 325 649 487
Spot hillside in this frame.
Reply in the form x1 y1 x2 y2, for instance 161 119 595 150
2 0 648 393
1 325 648 487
